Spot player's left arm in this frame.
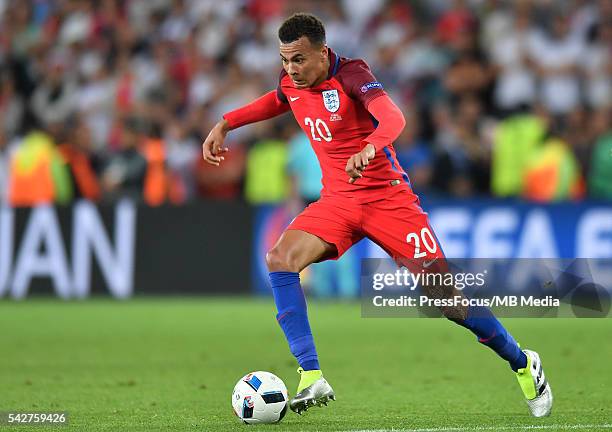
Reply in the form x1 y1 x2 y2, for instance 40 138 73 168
345 95 406 183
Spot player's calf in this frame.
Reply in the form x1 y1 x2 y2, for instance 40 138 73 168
420 277 527 372
420 281 469 322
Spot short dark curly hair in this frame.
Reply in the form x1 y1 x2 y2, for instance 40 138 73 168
278 13 326 46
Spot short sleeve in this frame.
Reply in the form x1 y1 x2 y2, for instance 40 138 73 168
336 59 386 108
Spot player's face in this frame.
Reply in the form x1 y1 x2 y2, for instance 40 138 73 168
280 36 328 89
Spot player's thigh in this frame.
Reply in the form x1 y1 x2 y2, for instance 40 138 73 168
364 192 464 319
363 192 445 267
282 196 363 264
266 229 338 273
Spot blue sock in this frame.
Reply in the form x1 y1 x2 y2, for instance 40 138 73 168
461 305 527 372
269 271 320 371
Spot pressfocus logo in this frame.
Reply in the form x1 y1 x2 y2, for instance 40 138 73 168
361 258 612 318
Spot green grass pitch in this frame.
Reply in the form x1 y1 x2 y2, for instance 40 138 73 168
1 298 611 431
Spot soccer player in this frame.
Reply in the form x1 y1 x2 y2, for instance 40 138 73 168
202 13 552 417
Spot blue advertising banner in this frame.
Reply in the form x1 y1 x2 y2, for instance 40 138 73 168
252 201 612 296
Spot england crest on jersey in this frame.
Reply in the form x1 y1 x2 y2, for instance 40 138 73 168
322 89 340 112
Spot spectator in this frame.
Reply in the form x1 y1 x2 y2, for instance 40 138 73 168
563 107 592 175
57 119 102 202
442 21 494 109
0 74 25 138
30 53 78 130
588 110 612 199
522 136 584 202
436 0 475 47
141 122 170 207
286 129 322 207
432 98 490 196
76 54 116 152
490 4 537 114
164 119 199 203
0 127 11 203
528 13 582 115
244 121 290 205
101 117 147 202
491 112 547 197
5 3 42 57
193 106 245 201
581 22 611 110
8 130 72 206
394 109 434 195
195 139 246 201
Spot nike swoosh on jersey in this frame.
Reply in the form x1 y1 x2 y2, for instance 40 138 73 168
289 96 300 102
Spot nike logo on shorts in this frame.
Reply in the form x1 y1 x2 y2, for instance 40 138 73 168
423 259 437 268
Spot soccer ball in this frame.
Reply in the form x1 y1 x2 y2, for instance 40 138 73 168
231 371 288 424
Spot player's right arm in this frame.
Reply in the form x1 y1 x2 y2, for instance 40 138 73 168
202 90 290 166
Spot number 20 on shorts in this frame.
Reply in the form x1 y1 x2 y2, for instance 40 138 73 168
406 227 437 258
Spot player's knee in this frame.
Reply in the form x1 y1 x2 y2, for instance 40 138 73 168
265 247 301 273
265 248 282 271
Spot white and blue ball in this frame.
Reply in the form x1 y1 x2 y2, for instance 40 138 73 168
231 371 288 424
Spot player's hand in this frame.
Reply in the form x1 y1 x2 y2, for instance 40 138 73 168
345 143 375 184
202 120 230 166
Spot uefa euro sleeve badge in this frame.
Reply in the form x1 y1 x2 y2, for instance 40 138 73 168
322 90 340 113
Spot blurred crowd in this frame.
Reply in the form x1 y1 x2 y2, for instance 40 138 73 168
0 0 610 207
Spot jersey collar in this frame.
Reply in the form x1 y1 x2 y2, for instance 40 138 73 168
326 48 340 80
